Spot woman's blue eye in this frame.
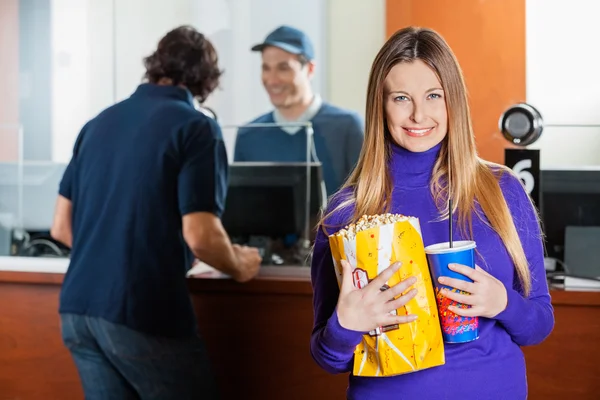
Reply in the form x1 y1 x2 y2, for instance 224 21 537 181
394 95 408 102
428 93 442 99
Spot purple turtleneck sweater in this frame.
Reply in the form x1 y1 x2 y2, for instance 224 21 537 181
310 142 554 400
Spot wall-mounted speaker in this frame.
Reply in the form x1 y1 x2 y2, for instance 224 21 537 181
499 103 543 146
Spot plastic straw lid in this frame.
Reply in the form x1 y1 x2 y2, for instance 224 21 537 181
424 240 476 254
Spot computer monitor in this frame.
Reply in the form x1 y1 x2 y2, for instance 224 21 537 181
221 162 326 241
540 168 600 273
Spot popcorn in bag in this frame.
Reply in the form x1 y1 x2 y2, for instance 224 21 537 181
329 214 445 377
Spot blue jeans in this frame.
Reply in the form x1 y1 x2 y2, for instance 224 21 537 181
60 313 218 399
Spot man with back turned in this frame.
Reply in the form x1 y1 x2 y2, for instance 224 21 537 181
51 26 261 399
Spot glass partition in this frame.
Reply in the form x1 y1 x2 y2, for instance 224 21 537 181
1 0 329 265
2 120 327 267
0 123 68 258
45 0 327 164
221 121 327 267
0 124 23 256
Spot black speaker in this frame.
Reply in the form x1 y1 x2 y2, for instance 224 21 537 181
499 103 543 146
505 148 541 208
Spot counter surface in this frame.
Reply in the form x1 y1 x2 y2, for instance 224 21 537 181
1 258 599 399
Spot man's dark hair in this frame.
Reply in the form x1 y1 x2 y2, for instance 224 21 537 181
143 25 222 103
297 54 310 67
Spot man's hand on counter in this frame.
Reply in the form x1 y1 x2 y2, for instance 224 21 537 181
232 244 261 282
182 212 262 283
187 246 261 281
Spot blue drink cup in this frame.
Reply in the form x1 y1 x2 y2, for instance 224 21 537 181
424 240 479 343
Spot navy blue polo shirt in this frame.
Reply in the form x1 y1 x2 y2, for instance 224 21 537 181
58 84 228 338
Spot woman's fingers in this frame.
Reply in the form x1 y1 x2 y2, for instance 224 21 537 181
441 288 475 306
339 259 356 294
385 313 418 325
438 276 475 294
448 305 479 317
366 262 402 294
382 276 417 300
386 288 418 311
447 263 481 281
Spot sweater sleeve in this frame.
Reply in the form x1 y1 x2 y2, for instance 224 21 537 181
493 171 555 346
309 192 364 374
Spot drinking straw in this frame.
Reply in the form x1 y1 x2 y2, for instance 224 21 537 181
449 198 453 248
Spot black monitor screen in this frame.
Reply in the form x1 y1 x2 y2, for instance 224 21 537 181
221 163 325 239
540 169 600 262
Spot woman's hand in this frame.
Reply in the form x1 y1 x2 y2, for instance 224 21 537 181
437 264 508 318
336 260 419 332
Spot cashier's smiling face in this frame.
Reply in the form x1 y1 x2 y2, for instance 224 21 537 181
261 46 314 110
384 59 448 153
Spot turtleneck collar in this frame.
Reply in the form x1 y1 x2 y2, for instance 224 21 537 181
388 141 443 188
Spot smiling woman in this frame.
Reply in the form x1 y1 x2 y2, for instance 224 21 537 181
310 26 554 400
384 60 448 152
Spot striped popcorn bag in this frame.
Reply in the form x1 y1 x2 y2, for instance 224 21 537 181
329 214 445 377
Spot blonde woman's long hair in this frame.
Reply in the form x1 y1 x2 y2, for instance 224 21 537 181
322 27 534 296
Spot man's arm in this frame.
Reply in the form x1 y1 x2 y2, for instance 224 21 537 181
51 145 78 248
50 120 90 248
50 195 73 248
179 118 261 281
182 212 259 282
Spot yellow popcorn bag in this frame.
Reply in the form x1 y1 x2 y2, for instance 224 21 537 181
329 214 445 377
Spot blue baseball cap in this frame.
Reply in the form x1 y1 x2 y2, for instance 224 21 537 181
251 25 315 61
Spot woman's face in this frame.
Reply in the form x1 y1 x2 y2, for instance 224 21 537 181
384 60 448 153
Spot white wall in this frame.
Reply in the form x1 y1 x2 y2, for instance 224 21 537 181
113 0 196 101
327 0 386 117
50 0 92 163
526 0 600 167
50 0 115 163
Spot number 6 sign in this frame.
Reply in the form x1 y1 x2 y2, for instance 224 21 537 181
512 159 534 194
504 149 541 209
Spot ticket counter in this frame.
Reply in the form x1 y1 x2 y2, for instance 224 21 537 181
0 261 599 399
